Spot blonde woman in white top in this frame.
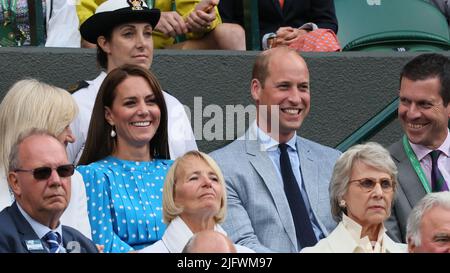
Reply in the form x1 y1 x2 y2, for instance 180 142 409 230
301 142 406 253
0 79 91 238
140 151 253 253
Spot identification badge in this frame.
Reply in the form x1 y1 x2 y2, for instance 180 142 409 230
25 239 45 251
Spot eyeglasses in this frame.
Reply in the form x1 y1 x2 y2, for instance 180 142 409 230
348 178 394 193
14 164 75 180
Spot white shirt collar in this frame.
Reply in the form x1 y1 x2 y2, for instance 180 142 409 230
251 121 297 152
341 214 385 253
17 202 63 240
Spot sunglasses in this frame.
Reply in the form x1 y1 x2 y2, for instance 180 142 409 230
14 164 75 180
348 178 394 193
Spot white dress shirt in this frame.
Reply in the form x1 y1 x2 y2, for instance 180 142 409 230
139 216 254 253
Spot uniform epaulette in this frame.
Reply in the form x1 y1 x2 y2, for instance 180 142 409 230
67 80 89 94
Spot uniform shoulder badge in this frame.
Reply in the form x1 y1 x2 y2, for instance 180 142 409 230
67 80 89 94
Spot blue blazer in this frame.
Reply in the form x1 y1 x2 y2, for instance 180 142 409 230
210 130 341 252
0 202 98 253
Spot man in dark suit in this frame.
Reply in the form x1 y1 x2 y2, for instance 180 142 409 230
0 129 98 253
218 0 338 48
386 53 450 243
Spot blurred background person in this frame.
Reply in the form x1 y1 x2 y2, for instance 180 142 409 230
0 129 97 253
139 151 253 253
182 230 237 253
77 64 173 253
69 0 197 164
407 192 450 253
429 0 450 25
218 0 338 49
77 0 245 50
301 142 406 253
0 79 91 238
0 0 80 47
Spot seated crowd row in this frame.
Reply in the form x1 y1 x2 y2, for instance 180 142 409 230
0 1 449 253
1 0 341 50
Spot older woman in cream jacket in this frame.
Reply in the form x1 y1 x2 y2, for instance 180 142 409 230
301 142 407 253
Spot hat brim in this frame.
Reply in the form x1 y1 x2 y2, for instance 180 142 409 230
80 8 161 44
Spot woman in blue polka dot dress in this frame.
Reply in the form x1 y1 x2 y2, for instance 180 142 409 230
77 65 173 253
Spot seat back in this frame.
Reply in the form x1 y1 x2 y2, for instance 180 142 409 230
334 0 450 51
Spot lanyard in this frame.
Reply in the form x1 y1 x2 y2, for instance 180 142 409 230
402 135 431 193
146 0 153 8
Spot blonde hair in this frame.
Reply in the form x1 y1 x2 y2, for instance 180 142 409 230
0 79 78 173
162 151 227 224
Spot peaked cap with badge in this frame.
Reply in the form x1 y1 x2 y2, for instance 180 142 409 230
80 0 161 44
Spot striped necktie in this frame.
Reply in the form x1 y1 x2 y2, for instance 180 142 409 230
430 150 449 192
43 231 61 253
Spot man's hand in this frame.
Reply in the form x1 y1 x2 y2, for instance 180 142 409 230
155 11 188 37
186 0 218 33
275 27 308 46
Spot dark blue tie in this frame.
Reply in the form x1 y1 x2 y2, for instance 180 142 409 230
43 231 61 253
279 143 317 249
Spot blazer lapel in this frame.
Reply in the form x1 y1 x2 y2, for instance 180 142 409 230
245 136 298 250
390 141 427 207
10 202 46 253
296 138 319 214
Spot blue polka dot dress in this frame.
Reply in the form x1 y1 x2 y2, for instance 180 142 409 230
77 156 173 253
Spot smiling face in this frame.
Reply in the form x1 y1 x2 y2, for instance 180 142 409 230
252 49 310 143
8 135 71 223
105 75 160 154
99 22 154 71
174 156 223 221
343 160 394 229
399 77 450 149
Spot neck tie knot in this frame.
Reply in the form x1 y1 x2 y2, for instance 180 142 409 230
279 143 288 153
43 231 61 253
430 150 441 162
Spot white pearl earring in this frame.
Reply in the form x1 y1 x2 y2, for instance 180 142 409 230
110 128 116 138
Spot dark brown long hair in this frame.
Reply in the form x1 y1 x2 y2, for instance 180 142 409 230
78 64 169 165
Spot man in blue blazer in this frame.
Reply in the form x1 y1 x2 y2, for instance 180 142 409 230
0 129 98 253
210 47 341 253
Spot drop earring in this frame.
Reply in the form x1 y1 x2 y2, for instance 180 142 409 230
110 127 116 138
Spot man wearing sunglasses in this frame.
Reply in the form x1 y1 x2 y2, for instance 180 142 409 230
386 53 450 243
0 129 98 253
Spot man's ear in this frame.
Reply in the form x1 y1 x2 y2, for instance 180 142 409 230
407 237 416 253
104 106 114 126
97 35 111 54
251 79 262 103
8 172 21 197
